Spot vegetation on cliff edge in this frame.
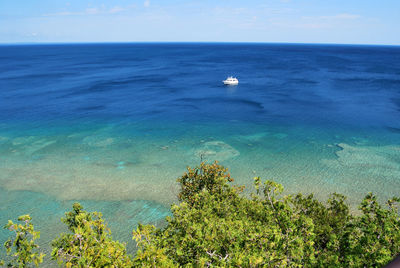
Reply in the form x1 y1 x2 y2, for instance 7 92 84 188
2 162 400 267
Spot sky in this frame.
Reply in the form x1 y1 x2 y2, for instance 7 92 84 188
0 0 399 45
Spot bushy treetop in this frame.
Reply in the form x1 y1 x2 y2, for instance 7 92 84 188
2 162 400 267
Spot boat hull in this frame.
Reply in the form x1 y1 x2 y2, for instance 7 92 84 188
223 81 239 85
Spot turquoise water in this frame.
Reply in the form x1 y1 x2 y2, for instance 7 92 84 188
1 119 398 206
0 43 399 264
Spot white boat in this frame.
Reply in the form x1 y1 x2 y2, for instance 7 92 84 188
223 76 239 85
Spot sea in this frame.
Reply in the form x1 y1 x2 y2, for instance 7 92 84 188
0 43 400 262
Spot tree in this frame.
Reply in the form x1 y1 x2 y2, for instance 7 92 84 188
51 203 132 267
2 162 400 267
1 215 44 267
132 224 175 267
133 162 400 267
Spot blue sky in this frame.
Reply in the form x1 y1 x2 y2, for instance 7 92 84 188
0 0 399 45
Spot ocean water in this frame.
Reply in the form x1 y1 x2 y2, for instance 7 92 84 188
0 43 400 262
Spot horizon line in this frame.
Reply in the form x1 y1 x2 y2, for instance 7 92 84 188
0 41 399 47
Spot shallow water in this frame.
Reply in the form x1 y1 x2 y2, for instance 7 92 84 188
0 43 400 263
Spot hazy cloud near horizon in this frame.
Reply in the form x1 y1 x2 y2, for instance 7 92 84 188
0 0 399 45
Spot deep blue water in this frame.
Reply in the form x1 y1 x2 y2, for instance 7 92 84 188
0 43 400 264
1 43 400 126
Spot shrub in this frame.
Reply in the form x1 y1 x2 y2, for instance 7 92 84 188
2 162 400 267
134 162 400 267
51 203 132 267
1 215 44 267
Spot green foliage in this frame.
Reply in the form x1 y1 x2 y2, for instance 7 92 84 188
132 224 175 267
51 203 132 267
347 194 400 266
134 162 400 267
177 161 236 206
2 162 400 267
1 215 44 267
